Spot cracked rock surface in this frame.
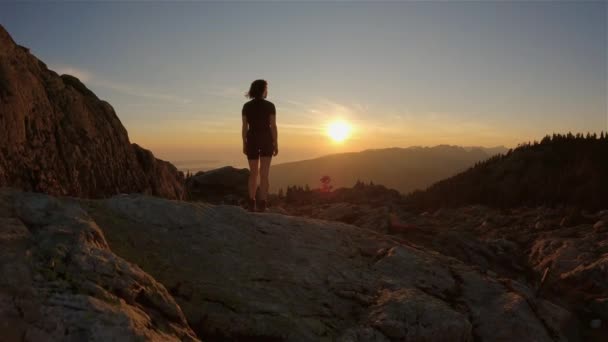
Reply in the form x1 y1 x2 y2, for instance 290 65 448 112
0 189 198 341
3 188 601 341
293 203 608 341
86 194 581 341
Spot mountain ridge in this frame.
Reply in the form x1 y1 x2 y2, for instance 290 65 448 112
269 145 508 194
272 145 508 167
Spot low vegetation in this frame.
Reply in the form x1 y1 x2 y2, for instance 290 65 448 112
273 179 403 207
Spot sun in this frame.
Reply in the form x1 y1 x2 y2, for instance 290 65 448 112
327 120 351 143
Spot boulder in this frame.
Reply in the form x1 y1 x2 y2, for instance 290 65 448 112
186 166 249 204
0 189 198 341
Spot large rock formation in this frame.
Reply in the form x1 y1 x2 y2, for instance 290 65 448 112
85 193 585 341
0 25 184 199
3 188 606 341
295 202 608 341
0 189 198 341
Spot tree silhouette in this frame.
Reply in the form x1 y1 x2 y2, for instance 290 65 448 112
320 176 333 193
404 132 608 210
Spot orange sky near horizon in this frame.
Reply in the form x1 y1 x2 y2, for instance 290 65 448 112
126 108 571 170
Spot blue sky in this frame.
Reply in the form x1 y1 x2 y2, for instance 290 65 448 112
1 1 606 169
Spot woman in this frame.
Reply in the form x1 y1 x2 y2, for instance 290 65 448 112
242 79 278 212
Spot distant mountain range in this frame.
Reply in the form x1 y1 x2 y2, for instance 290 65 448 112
269 145 508 194
405 133 608 210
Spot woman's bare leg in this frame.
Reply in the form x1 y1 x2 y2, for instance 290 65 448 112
247 158 259 199
259 156 272 200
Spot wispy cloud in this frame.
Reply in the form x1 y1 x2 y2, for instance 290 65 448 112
51 64 192 105
93 78 192 105
201 85 245 99
312 98 372 120
279 98 308 108
279 123 324 133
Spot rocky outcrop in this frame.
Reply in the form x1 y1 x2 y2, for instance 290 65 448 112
0 189 198 341
85 193 580 341
132 144 185 199
186 166 249 204
0 25 184 199
344 205 608 340
3 188 604 341
286 202 392 233
256 201 608 340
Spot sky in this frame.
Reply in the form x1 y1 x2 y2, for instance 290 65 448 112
1 1 606 170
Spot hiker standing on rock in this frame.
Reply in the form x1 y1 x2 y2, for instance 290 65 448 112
242 79 279 212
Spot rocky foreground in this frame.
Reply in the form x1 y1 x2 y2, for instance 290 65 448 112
2 189 606 341
285 202 608 340
0 189 198 341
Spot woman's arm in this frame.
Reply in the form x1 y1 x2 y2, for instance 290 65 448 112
242 115 248 154
270 113 278 156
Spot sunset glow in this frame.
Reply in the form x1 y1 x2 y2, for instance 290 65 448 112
327 121 351 143
1 2 604 171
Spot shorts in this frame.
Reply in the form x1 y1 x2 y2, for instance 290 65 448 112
246 132 274 160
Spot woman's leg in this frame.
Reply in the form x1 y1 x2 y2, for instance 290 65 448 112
259 156 272 200
247 158 259 199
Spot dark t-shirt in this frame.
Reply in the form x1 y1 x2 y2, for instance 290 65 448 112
242 98 276 136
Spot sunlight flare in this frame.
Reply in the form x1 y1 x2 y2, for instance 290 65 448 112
327 120 352 143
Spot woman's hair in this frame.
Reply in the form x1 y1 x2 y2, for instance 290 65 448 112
245 79 268 99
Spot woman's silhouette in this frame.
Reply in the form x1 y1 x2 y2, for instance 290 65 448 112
242 79 278 212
